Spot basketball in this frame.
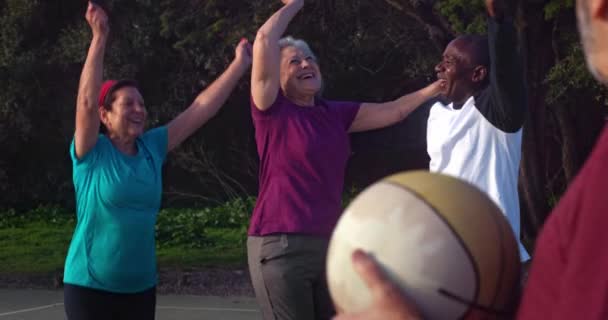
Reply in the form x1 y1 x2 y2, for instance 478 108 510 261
326 171 521 319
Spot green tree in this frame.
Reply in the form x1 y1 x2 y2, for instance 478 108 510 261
1 0 606 253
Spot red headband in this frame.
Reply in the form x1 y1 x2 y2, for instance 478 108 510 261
98 80 117 107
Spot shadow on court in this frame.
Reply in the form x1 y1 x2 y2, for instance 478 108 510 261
0 289 261 320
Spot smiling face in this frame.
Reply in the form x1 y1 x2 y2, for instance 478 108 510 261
435 37 489 105
280 46 323 99
100 86 147 140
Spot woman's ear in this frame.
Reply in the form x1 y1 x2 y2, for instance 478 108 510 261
99 107 110 128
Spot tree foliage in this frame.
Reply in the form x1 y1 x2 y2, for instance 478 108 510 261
1 0 606 248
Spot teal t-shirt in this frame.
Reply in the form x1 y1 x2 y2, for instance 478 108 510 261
64 126 168 293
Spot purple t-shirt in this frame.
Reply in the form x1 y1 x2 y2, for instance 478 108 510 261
249 91 361 237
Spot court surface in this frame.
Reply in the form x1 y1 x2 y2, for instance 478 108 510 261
0 289 261 320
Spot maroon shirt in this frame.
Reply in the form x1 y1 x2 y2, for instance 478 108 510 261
518 125 608 319
249 92 360 237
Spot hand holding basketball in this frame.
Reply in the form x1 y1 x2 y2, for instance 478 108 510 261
85 2 109 37
333 250 421 320
326 171 521 320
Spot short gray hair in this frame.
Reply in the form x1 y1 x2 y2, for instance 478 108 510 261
278 36 318 62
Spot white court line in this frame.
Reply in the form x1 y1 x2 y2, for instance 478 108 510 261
157 306 259 313
0 303 258 316
0 303 64 317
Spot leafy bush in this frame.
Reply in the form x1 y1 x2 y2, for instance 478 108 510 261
0 199 253 249
155 197 254 248
155 208 212 249
1 195 377 250
0 205 74 228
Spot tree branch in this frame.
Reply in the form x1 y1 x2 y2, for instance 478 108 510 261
382 0 455 52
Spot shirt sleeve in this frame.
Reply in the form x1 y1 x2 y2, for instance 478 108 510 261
250 91 282 120
330 100 362 131
474 17 527 133
70 136 101 169
141 126 168 163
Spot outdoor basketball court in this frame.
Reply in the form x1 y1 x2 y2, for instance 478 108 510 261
0 289 261 320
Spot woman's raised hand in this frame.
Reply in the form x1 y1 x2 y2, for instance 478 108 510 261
85 2 109 38
234 38 253 70
281 0 304 7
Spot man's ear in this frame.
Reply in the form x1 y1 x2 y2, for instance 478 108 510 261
471 65 488 84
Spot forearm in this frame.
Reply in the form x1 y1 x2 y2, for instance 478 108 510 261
391 87 436 120
489 17 522 89
487 16 526 130
350 87 436 133
487 0 522 85
77 35 107 112
167 59 247 150
191 60 248 118
257 1 303 41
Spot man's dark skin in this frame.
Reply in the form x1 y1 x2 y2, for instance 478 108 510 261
435 35 489 107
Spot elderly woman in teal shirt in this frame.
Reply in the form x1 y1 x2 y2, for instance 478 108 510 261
63 3 251 319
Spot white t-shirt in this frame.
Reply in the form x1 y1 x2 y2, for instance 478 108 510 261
428 97 530 261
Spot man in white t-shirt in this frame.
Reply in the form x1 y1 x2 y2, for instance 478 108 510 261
426 0 529 261
336 0 608 319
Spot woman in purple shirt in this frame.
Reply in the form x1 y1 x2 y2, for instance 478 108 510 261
248 1 444 319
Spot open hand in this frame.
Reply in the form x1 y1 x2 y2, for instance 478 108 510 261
85 2 109 37
423 79 446 98
333 250 422 320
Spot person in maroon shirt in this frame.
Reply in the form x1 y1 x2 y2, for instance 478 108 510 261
248 0 445 319
335 0 608 319
517 0 608 317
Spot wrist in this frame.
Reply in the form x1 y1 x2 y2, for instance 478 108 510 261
487 1 510 21
286 0 304 10
420 86 435 98
230 58 249 74
92 33 109 43
488 11 505 22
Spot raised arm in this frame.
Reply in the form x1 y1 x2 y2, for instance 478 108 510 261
482 0 527 133
166 39 252 152
74 2 109 159
348 80 444 133
251 0 304 111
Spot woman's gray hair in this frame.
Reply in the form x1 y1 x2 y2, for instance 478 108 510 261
278 36 318 62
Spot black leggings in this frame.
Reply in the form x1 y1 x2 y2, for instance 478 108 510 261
64 284 156 320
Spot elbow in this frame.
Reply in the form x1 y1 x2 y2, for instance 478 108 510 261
196 100 220 120
255 30 271 45
396 109 410 123
77 96 98 112
391 102 411 122
255 29 279 50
